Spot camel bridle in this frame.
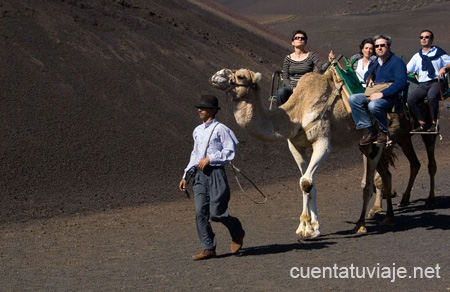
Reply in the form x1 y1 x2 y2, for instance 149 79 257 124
226 70 258 100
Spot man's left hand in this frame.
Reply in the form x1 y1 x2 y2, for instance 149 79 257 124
369 92 383 101
197 157 210 171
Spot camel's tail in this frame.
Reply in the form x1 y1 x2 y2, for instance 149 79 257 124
380 145 397 169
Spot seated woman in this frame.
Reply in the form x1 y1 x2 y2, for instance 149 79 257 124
349 38 377 87
277 30 335 106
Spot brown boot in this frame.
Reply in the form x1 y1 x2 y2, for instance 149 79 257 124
359 132 377 145
192 249 216 261
231 230 245 254
410 124 428 133
427 123 439 133
375 132 388 144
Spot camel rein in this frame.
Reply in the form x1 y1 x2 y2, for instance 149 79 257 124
226 81 257 99
224 90 267 204
230 162 268 204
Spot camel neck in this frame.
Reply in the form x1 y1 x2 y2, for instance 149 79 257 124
232 94 297 142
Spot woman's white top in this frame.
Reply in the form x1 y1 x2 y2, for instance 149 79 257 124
355 58 369 87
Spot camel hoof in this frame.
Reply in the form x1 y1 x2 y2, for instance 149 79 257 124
304 229 314 238
296 226 320 238
297 231 320 239
354 226 367 234
398 200 410 207
367 207 383 219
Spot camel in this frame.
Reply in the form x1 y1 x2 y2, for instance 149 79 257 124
210 68 437 237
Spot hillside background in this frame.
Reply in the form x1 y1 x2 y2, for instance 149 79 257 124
1 0 450 223
215 0 450 58
0 0 295 223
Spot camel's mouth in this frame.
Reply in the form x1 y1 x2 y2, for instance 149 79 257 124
210 76 228 90
210 69 233 90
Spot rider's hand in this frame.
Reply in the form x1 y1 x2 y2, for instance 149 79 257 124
369 92 383 101
328 50 335 62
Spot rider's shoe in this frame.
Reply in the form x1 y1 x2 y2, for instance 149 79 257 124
375 132 388 144
359 132 377 145
410 124 428 133
427 123 439 133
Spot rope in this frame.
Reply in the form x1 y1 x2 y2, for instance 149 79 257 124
230 162 267 204
184 162 268 204
223 91 267 204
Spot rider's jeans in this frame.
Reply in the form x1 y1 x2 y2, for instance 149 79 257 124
349 93 395 133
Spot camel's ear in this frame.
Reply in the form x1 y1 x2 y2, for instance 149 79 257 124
251 72 262 84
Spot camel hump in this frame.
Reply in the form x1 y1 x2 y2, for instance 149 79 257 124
295 72 330 101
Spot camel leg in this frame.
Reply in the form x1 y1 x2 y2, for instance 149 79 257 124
288 139 326 238
361 155 383 219
298 138 331 194
360 156 384 218
306 187 319 237
354 144 383 234
422 134 437 206
367 172 384 218
287 141 312 237
397 136 421 207
297 186 318 238
298 138 331 238
376 157 395 226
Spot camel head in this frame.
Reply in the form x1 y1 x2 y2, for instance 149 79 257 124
210 68 262 99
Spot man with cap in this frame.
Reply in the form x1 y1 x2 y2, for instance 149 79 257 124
179 95 245 261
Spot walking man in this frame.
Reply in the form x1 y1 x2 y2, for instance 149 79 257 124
179 95 245 261
407 29 450 133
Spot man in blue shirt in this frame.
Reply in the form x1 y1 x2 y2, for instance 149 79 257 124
349 34 407 145
407 30 450 133
179 95 245 261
